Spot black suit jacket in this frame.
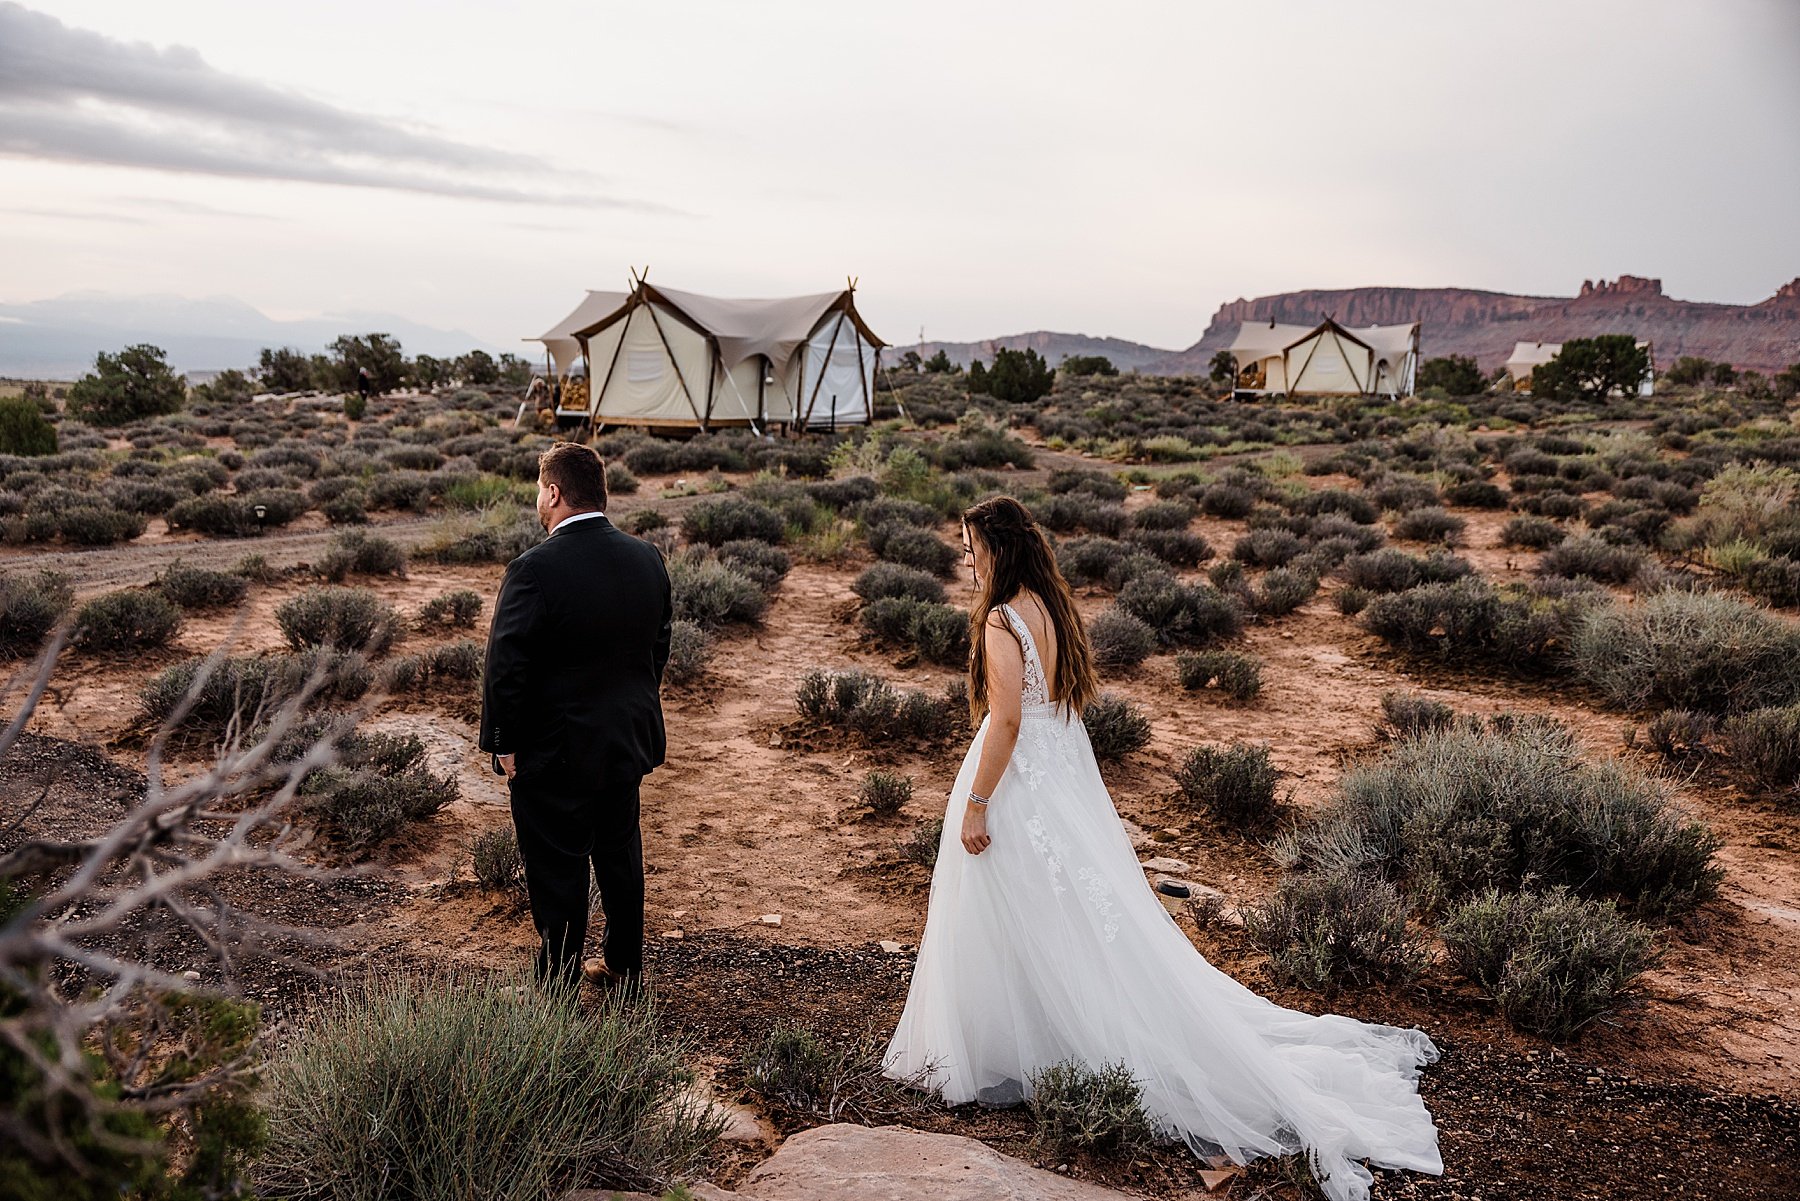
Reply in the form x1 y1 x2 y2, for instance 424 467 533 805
479 514 673 782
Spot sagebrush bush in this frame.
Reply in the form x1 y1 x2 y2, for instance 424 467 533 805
851 562 946 605
795 669 962 745
1440 888 1658 1040
471 827 525 891
1361 577 1597 671
154 561 249 610
1537 536 1645 585
1741 556 1800 608
1242 868 1428 993
140 650 372 737
715 539 791 591
414 507 542 566
75 589 181 652
669 552 767 628
1721 704 1800 798
1175 743 1279 826
860 597 969 666
1081 694 1150 761
1287 717 1722 918
1377 691 1454 740
1570 589 1800 714
276 587 401 654
1500 514 1567 549
1026 1060 1157 1158
55 504 146 546
1116 575 1242 646
1642 708 1715 761
1130 499 1196 530
426 639 484 681
868 523 957 577
0 569 74 656
1248 566 1319 616
299 729 458 848
1392 506 1465 545
366 471 431 512
740 1022 924 1124
1340 549 1472 594
319 530 408 582
681 495 785 546
418 589 482 629
166 494 261 537
860 771 912 816
1230 528 1304 568
663 620 711 685
1174 649 1262 701
259 973 723 1200
1124 528 1212 568
1088 608 1157 671
1443 480 1508 509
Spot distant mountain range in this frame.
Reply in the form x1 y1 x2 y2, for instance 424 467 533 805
1150 276 1800 376
0 293 509 380
897 331 1175 373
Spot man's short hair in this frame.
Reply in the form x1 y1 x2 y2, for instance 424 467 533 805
538 442 608 511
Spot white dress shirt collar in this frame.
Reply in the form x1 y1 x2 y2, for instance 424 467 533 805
549 509 607 535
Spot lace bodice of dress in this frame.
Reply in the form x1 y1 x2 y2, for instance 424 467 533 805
998 602 1052 708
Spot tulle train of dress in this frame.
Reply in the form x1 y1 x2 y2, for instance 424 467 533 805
884 605 1443 1201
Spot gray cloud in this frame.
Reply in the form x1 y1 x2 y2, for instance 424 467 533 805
0 3 676 211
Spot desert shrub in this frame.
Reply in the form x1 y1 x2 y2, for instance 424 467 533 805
851 562 946 605
1570 590 1800 714
364 471 431 513
1242 868 1428 993
299 729 458 847
1039 494 1129 537
52 504 146 546
1287 718 1722 918
795 669 962 745
1368 475 1439 512
1361 577 1594 670
166 494 261 537
1056 536 1131 587
1048 468 1129 501
1130 499 1196 530
1440 888 1658 1040
470 827 525 892
1117 575 1242 646
0 394 57 455
1197 482 1256 518
275 586 402 654
259 972 722 1200
681 496 785 546
1175 743 1279 826
318 530 408 582
426 639 484 681
662 620 711 685
739 1022 925 1124
805 475 880 511
1377 691 1454 739
715 539 791 590
232 553 280 583
380 654 425 692
1088 608 1156 670
1537 536 1645 585
1340 549 1473 594
1026 1060 1156 1158
1230 528 1304 568
321 492 368 525
1501 515 1567 549
626 508 668 534
1174 649 1262 701
898 817 943 867
75 589 181 652
1721 705 1800 799
0 569 74 655
1247 565 1319 616
66 344 186 426
861 597 968 666
139 650 372 736
668 552 767 629
1335 585 1372 615
154 561 249 610
103 479 183 515
414 506 542 566
868 523 957 577
860 771 912 817
1392 506 1465 544
1641 708 1715 761
241 487 308 527
1443 480 1508 509
1081 694 1150 761
1741 556 1800 608
1124 528 1212 568
418 589 483 629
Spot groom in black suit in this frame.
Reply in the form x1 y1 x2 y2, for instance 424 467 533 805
479 442 672 993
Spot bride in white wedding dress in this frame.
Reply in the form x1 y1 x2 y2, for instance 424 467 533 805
884 497 1443 1201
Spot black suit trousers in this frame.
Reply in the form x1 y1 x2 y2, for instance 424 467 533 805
508 766 644 987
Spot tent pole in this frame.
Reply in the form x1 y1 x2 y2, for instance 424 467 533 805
853 325 871 424
643 300 706 430
591 306 632 433
801 310 847 429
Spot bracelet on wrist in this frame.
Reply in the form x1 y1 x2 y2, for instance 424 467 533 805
967 791 990 806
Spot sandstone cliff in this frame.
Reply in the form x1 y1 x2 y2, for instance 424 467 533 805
1147 276 1800 376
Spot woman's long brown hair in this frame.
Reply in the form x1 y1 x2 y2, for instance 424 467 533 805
963 495 1099 724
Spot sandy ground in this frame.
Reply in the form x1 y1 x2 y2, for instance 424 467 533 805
10 455 1799 1112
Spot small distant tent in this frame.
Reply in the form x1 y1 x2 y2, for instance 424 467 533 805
1227 317 1420 398
531 280 885 431
1505 340 1655 397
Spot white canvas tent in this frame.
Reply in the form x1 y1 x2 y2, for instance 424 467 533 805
537 280 885 431
1227 317 1420 398
1505 340 1655 397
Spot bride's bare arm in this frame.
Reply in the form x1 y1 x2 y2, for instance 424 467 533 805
962 615 1024 855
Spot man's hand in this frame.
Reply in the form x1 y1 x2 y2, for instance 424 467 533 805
960 800 991 856
499 754 516 780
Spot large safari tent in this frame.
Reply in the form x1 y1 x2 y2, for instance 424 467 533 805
1504 340 1656 397
528 279 885 431
1227 317 1420 398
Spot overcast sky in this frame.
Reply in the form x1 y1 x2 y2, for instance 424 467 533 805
2 0 1797 350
